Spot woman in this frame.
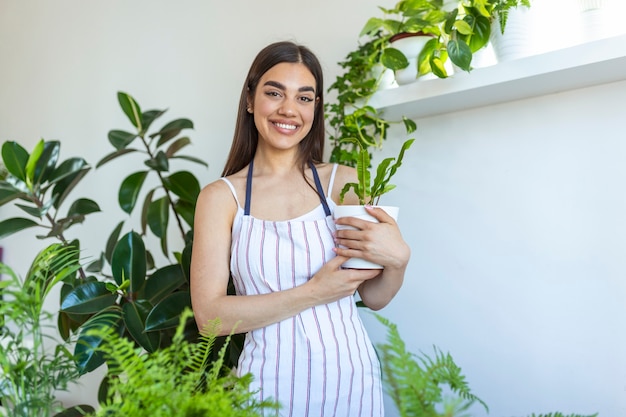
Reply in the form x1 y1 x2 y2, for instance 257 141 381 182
190 41 410 416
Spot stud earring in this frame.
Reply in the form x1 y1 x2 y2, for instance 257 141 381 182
247 107 252 113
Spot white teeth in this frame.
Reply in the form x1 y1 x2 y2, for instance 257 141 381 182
274 122 297 130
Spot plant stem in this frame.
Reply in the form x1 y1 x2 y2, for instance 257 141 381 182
139 135 187 241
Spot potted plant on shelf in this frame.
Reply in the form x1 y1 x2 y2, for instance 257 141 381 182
359 0 452 83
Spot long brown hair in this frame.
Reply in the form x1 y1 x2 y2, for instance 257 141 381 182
221 41 325 177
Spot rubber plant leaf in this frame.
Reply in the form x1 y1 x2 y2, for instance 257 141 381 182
118 171 148 214
152 118 194 148
74 308 123 374
141 109 167 135
67 198 101 218
117 91 142 131
105 220 124 264
111 230 147 293
170 154 209 168
96 148 137 169
144 150 169 172
174 199 195 227
0 182 26 206
165 136 190 157
122 300 161 353
141 264 186 305
147 196 169 239
24 139 44 189
1 141 29 182
107 130 137 150
48 157 89 186
33 140 60 185
51 166 90 210
60 281 117 314
164 171 200 204
144 291 192 331
0 217 39 239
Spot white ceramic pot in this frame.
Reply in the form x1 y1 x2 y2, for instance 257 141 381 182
490 8 534 62
389 33 434 85
333 205 399 269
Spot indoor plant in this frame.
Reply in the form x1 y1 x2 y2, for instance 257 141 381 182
0 244 94 417
0 92 243 397
334 136 414 269
85 309 278 417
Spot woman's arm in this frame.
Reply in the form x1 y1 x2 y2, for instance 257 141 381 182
190 180 380 336
331 165 411 311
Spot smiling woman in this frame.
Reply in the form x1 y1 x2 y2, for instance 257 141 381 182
189 41 410 417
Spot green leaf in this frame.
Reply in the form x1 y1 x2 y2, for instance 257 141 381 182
25 139 44 188
117 91 142 131
105 221 125 264
144 291 191 331
108 130 137 150
123 300 161 353
165 136 190 157
360 17 384 37
140 188 155 235
454 19 473 35
75 309 123 374
15 202 45 218
430 56 448 78
152 118 194 148
164 171 200 203
51 166 90 210
147 196 169 239
33 140 61 185
111 231 147 293
60 281 117 314
118 171 148 214
402 117 417 134
96 148 138 169
2 141 29 182
48 157 89 185
418 38 438 75
141 109 167 134
169 154 208 168
0 217 38 239
144 150 169 172
174 199 195 227
67 198 101 218
448 39 472 71
0 181 27 206
142 264 186 304
381 47 410 71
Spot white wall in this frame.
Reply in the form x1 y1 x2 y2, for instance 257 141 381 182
1 1 624 416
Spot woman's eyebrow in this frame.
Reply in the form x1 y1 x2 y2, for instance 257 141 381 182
263 80 315 93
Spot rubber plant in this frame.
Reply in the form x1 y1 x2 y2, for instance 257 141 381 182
0 244 95 417
0 92 242 388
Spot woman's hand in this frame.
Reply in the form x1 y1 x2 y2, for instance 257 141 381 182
307 255 381 304
333 206 410 271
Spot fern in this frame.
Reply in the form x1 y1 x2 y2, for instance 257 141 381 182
87 309 279 417
374 314 488 417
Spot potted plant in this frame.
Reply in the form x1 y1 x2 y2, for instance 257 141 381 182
0 92 243 401
334 136 414 269
0 244 95 417
359 0 452 82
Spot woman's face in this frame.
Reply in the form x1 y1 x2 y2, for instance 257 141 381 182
250 62 318 153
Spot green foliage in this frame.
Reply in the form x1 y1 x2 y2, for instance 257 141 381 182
0 244 94 417
520 414 598 417
339 137 415 205
87 310 278 417
0 92 242 390
374 314 489 417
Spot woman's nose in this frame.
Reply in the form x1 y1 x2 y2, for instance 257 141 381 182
278 101 296 116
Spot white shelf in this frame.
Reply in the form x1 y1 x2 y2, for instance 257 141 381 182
368 34 626 120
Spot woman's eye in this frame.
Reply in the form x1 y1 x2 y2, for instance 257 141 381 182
265 91 281 97
300 96 314 103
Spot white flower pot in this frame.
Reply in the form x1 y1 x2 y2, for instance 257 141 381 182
333 205 399 269
490 8 534 62
389 33 434 85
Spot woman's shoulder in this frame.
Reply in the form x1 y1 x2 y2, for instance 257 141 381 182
324 163 358 204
